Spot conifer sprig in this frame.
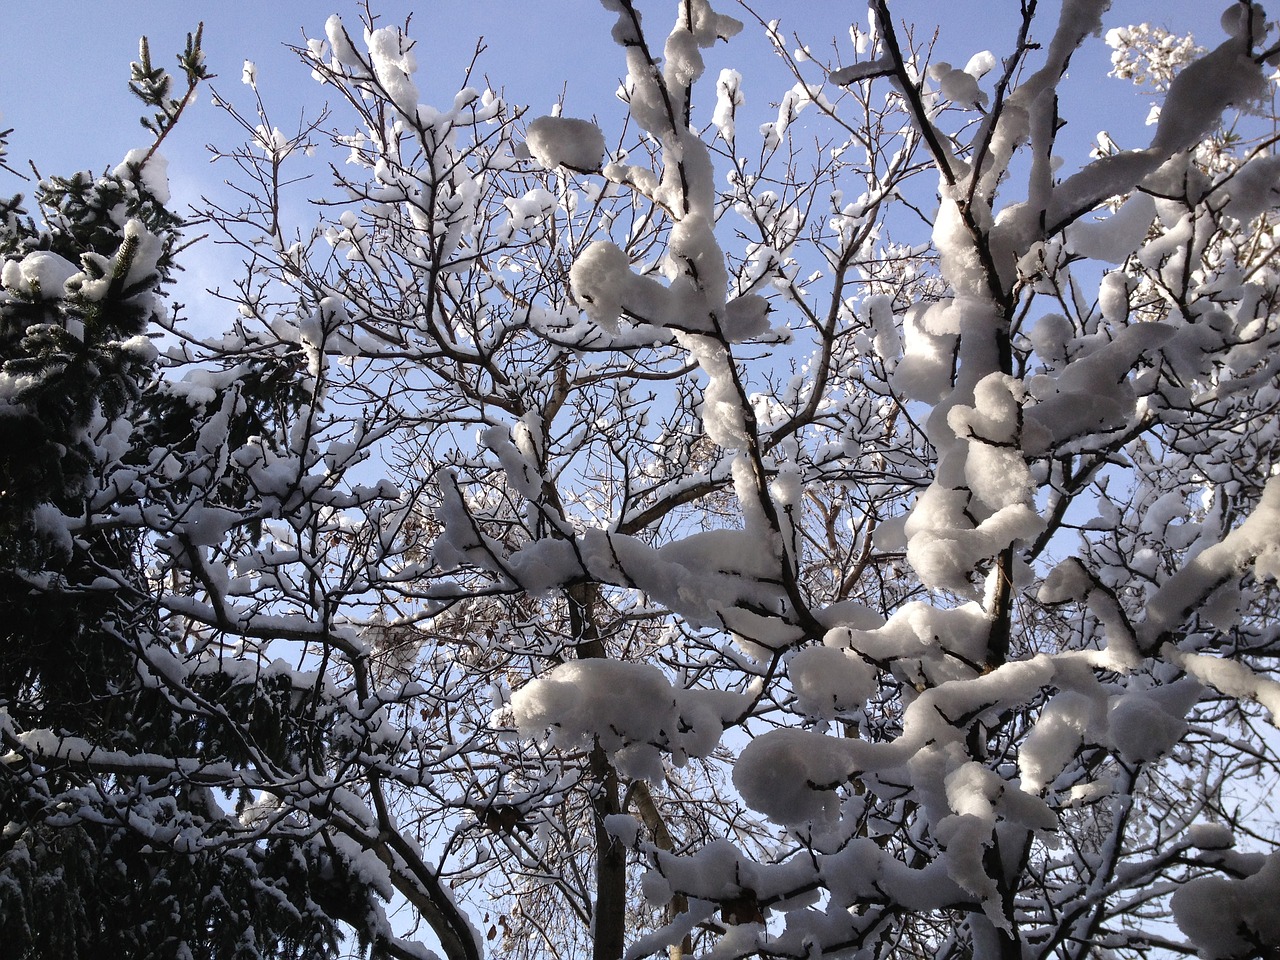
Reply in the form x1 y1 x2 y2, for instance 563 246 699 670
128 24 210 167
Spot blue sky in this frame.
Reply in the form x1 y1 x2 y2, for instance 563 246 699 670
2 1 1226 179
0 0 1229 317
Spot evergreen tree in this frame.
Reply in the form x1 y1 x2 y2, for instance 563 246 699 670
0 29 383 960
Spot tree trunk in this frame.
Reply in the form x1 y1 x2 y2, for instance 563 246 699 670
591 740 627 960
568 581 628 960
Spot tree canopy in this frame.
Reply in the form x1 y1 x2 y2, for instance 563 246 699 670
4 2 1280 959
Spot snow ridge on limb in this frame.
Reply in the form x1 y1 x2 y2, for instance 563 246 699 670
1045 24 1267 233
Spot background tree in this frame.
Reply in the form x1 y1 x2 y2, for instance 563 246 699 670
0 31 388 960
5 2 1280 960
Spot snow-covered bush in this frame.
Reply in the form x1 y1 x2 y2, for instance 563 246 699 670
6 2 1280 959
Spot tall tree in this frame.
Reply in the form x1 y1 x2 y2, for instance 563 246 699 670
0 30 386 960
6 2 1280 959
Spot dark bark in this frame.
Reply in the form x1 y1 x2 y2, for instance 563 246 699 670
590 741 627 960
568 581 628 960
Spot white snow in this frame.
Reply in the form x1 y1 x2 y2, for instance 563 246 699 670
829 57 892 86
1151 36 1265 155
364 25 419 115
1141 476 1280 651
789 646 876 718
507 659 749 779
1173 853 1280 959
2 250 79 299
927 62 988 109
525 116 607 172
731 727 856 823
569 241 669 333
712 68 743 143
324 15 364 69
112 147 171 204
1106 684 1196 763
1065 192 1155 263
